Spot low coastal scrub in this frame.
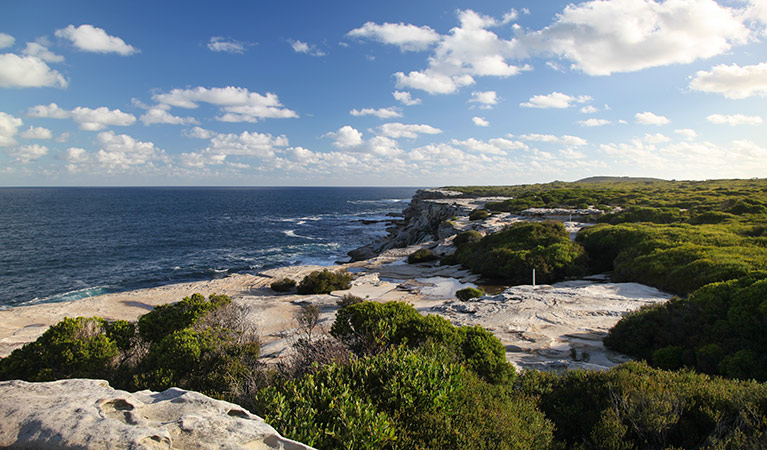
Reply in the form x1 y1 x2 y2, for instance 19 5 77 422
452 230 482 246
468 209 490 221
407 248 438 264
455 286 483 301
452 221 587 284
296 269 352 294
270 278 296 292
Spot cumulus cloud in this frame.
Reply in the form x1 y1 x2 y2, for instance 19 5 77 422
152 86 298 123
472 116 489 127
706 113 763 125
376 122 442 139
635 111 670 125
349 107 402 119
9 144 47 163
452 137 527 155
204 131 288 160
208 36 248 54
326 126 364 148
0 112 23 146
65 147 89 163
0 33 14 49
346 22 441 51
469 91 498 108
184 127 216 139
55 24 138 55
289 39 326 56
0 54 68 88
522 0 750 75
518 133 588 146
19 126 52 140
22 42 64 63
393 91 422 106
675 128 698 140
578 118 611 127
94 131 166 170
140 108 198 126
521 91 592 109
644 133 671 144
28 103 136 130
580 105 598 114
689 62 767 99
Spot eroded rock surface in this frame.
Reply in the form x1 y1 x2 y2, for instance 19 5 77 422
0 379 313 450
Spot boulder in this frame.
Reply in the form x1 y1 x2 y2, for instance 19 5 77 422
0 379 313 450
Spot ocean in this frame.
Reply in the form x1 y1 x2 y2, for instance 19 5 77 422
0 187 417 309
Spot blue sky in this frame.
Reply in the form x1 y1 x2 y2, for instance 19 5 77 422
1 0 766 186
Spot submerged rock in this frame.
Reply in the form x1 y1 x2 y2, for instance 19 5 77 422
0 378 313 450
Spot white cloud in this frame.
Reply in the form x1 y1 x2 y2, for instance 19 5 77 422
326 126 364 148
523 0 750 75
0 53 68 88
346 22 441 52
393 91 421 106
349 107 402 119
95 131 166 169
578 118 611 127
394 9 530 94
22 42 64 63
452 137 527 155
521 91 592 109
140 108 198 125
55 24 138 55
469 91 498 108
0 33 14 49
675 128 698 140
9 144 47 163
289 39 326 56
518 133 588 146
472 116 489 127
0 112 23 146
28 103 136 130
580 105 598 114
208 37 247 54
152 86 298 123
65 147 89 163
644 133 671 144
376 122 442 139
184 127 216 139
635 111 670 125
19 126 52 140
706 113 763 125
689 62 767 99
205 131 288 159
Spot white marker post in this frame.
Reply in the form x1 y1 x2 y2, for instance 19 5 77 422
532 268 536 288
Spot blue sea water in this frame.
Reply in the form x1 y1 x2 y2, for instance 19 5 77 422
0 187 417 309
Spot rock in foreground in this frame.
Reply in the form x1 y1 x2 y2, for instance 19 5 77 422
0 379 313 450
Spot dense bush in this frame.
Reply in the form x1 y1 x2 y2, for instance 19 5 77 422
469 209 490 221
517 361 767 449
453 230 482 246
296 269 352 294
270 278 296 292
407 248 438 264
138 292 230 342
599 206 686 224
0 317 131 382
453 221 588 284
255 346 551 450
336 294 364 309
456 286 483 301
330 301 515 384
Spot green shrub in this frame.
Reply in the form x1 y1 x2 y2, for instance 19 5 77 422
0 317 122 382
453 230 482 246
296 269 352 294
270 278 296 292
469 209 490 221
138 293 231 343
456 286 484 301
407 248 439 264
336 294 364 309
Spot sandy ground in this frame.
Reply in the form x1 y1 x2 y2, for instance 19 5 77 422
0 244 672 372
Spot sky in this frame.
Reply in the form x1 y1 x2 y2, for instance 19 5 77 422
1 0 766 186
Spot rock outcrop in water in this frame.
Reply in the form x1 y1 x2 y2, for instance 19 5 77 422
0 379 314 450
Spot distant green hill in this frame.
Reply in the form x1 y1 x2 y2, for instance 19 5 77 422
575 176 666 183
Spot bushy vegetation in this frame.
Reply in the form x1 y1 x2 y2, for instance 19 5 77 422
453 230 482 246
407 248 438 264
468 209 490 221
296 269 353 294
270 277 296 292
452 221 587 284
456 286 483 301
